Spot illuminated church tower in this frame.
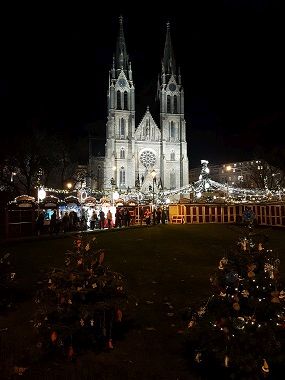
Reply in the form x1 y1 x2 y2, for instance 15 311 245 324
90 17 189 193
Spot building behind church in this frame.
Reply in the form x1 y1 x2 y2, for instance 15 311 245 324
89 17 189 195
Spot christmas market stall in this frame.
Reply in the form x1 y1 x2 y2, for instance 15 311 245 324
6 195 37 238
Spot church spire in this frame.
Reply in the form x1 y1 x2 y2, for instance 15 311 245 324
162 22 176 79
115 15 129 71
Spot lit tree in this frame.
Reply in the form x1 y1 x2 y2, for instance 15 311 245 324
33 235 127 360
185 226 285 378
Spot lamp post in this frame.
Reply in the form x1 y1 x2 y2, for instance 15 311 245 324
151 169 156 205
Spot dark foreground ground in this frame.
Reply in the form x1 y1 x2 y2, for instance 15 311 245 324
0 224 285 379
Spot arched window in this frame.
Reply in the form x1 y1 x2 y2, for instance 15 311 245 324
170 150 175 160
120 167 125 186
173 95 178 113
170 170 176 189
167 95 171 113
117 91 121 110
120 118 125 137
120 148 125 159
170 121 175 139
124 91 128 110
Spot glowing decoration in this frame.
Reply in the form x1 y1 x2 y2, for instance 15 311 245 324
38 187 46 201
262 359 269 374
224 355 229 367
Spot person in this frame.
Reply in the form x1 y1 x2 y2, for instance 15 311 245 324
62 212 69 233
99 209 105 229
36 211 45 236
144 209 151 226
156 208 162 224
124 208 131 227
90 210 98 230
115 208 122 228
107 209 113 229
139 207 144 225
162 208 167 224
49 210 57 235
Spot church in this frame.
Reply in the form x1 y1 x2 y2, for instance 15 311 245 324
89 17 189 195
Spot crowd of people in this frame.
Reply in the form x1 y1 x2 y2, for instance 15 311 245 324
35 206 169 236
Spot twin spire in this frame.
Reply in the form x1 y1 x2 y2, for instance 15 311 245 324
114 16 177 79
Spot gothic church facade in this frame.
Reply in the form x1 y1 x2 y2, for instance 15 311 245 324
89 17 189 194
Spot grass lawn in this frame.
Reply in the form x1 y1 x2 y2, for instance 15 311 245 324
1 224 285 379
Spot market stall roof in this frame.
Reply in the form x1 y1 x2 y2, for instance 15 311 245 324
39 195 59 209
83 196 97 206
8 195 37 209
65 195 80 205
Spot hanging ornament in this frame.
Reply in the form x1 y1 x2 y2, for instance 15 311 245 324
218 257 228 270
67 345 75 359
116 309 123 322
80 318 85 326
77 259 83 265
107 339 114 349
271 290 280 303
261 358 269 374
224 355 230 367
90 319 94 327
248 271 255 278
279 290 285 299
194 352 202 363
240 238 248 251
98 251 105 265
188 320 195 328
241 289 249 298
258 243 264 251
233 302 240 311
233 316 245 330
50 331 58 344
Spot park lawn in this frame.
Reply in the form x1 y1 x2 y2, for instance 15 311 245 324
0 224 285 379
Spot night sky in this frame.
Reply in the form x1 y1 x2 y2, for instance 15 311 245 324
1 1 284 168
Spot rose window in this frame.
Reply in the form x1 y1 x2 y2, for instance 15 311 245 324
140 150 156 168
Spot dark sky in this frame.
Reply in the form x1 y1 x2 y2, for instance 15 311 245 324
1 1 284 168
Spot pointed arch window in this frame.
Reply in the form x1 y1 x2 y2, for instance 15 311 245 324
120 148 125 159
120 118 125 138
124 91 128 110
170 170 176 189
119 166 125 186
170 150 175 160
167 95 171 113
173 95 178 113
117 91 121 110
170 121 175 139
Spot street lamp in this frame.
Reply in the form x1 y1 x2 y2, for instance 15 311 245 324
151 169 156 204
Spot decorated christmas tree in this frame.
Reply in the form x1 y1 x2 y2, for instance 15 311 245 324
185 225 285 379
0 252 16 312
33 235 127 360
